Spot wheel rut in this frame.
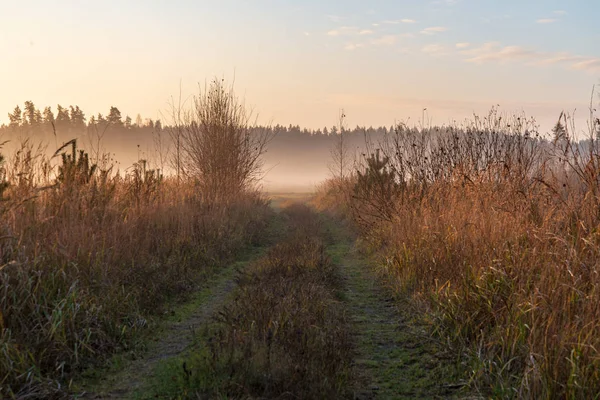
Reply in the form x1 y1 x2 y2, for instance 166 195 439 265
77 253 260 399
327 222 467 399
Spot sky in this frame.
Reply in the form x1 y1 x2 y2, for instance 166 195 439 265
1 0 599 134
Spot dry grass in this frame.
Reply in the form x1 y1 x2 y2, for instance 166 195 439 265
0 139 271 398
316 106 600 398
154 204 353 399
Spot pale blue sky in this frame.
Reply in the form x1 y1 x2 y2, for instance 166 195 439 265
1 0 599 132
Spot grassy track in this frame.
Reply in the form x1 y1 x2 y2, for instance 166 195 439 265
74 208 471 399
73 246 267 399
325 218 469 399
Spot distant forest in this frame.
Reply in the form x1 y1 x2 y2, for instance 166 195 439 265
0 102 387 186
5 100 589 190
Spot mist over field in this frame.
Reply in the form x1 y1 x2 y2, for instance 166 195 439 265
2 0 600 398
5 102 592 194
0 107 385 192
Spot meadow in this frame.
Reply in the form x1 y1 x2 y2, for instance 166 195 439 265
0 81 272 398
1 79 599 399
316 104 600 398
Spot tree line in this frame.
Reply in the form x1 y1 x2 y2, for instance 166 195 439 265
1 101 162 137
1 100 395 141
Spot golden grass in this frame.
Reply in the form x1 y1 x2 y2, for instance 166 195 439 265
0 140 271 397
316 110 600 398
152 204 353 399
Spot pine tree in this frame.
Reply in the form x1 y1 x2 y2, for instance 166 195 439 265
43 107 55 135
135 114 143 127
55 105 71 133
107 106 122 126
69 105 86 132
23 101 36 126
8 105 22 129
43 107 55 124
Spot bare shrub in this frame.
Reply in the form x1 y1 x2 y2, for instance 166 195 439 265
179 78 272 203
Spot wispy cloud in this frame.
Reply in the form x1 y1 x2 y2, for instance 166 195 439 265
420 26 448 35
537 10 567 24
462 43 534 63
371 35 398 46
533 53 587 66
422 44 446 55
571 59 600 72
459 42 600 73
344 43 364 51
327 26 373 36
327 15 344 23
382 19 417 24
455 42 470 49
432 0 460 5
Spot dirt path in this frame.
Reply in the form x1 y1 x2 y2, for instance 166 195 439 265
76 249 263 399
77 211 468 399
326 222 467 399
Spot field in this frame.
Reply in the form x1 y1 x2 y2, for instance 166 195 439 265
1 81 600 399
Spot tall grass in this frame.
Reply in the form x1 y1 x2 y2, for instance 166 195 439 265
156 204 353 399
0 138 270 398
317 104 600 398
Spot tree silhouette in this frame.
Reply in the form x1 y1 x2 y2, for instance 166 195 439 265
69 106 86 132
107 106 122 126
8 105 22 128
55 105 71 133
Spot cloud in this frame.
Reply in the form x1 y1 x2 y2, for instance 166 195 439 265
571 59 600 72
327 26 372 36
455 42 470 49
422 44 445 55
420 26 448 35
461 43 536 63
371 35 398 46
381 19 417 24
344 43 364 51
536 18 557 24
535 53 585 65
328 15 343 23
459 42 600 73
432 0 460 5
553 10 567 15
